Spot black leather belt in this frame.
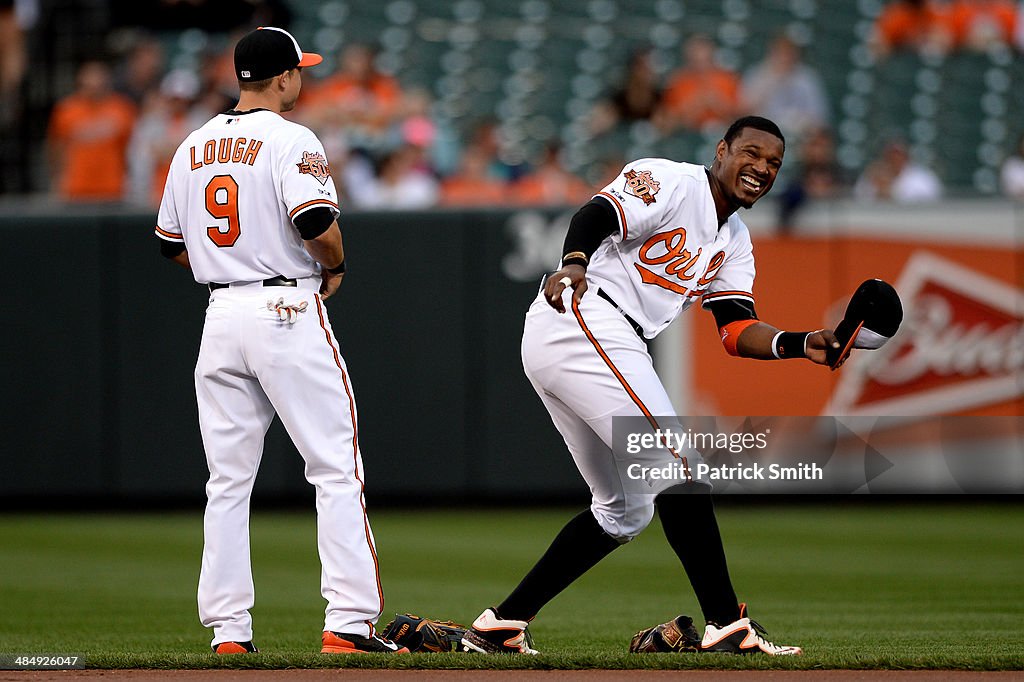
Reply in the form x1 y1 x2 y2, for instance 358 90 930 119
209 276 297 291
597 288 645 338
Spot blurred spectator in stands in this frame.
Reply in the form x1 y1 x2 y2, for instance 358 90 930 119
0 0 26 113
305 43 402 149
775 127 844 233
854 139 943 202
388 87 461 178
740 35 830 144
127 69 209 207
589 154 630 188
657 34 740 132
463 118 528 183
114 38 164 108
352 143 439 210
513 141 592 206
198 38 242 115
869 0 953 58
999 132 1024 199
589 47 662 136
0 0 35 194
330 146 375 207
1016 1 1024 48
947 0 1017 50
440 147 509 207
47 61 136 202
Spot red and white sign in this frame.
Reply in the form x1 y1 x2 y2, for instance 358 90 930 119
828 251 1024 417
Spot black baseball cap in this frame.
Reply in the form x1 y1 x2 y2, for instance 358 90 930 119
234 27 323 82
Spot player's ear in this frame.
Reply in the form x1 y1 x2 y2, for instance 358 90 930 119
715 139 728 160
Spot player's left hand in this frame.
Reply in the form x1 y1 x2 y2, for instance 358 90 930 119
804 329 841 366
544 264 587 314
319 270 344 300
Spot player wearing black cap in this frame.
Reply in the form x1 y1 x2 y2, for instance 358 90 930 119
156 27 408 656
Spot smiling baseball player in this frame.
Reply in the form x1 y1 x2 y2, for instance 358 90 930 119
155 27 406 655
462 117 835 656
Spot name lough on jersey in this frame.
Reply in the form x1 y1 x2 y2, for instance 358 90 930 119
190 138 263 170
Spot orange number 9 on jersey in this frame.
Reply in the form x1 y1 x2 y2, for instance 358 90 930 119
206 175 240 247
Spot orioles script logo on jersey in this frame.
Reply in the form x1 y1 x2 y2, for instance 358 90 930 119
297 151 331 186
828 252 1023 418
633 227 726 298
623 169 660 205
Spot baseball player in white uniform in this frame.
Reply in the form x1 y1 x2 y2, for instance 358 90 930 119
155 27 407 655
462 117 839 656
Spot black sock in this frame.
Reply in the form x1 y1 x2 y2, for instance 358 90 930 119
656 488 740 626
497 509 621 621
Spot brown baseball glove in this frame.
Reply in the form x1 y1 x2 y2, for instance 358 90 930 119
380 613 468 653
629 614 702 653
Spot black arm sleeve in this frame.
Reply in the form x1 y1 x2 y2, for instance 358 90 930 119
706 298 758 328
159 238 186 259
293 206 336 240
561 196 618 264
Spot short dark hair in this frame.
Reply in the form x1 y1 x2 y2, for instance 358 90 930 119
239 76 275 92
723 116 785 150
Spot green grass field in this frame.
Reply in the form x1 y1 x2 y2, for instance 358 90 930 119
0 504 1021 670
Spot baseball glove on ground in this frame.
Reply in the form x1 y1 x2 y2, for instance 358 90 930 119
630 615 701 653
380 613 468 653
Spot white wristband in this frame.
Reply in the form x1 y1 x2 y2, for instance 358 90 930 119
770 331 784 359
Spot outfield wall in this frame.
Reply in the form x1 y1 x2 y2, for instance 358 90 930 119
0 200 1019 503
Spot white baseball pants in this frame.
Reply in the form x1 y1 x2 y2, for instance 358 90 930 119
194 278 383 647
521 288 703 542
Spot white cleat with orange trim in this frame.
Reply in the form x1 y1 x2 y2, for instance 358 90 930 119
700 604 802 656
460 608 539 654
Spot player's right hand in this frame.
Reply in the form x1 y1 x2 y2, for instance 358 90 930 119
804 329 841 366
319 270 344 300
544 265 587 314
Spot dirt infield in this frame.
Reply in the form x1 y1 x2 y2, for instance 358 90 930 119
2 671 1022 681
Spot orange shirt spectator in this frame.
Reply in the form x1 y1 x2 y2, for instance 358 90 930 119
870 0 953 57
305 44 402 136
513 143 592 206
947 0 1017 49
440 149 509 207
658 35 739 132
514 173 592 206
48 61 136 201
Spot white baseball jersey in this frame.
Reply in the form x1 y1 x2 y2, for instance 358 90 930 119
587 158 756 338
155 110 339 283
521 157 764 541
156 107 384 648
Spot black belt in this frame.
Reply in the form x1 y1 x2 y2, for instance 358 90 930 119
209 276 297 291
597 288 645 338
